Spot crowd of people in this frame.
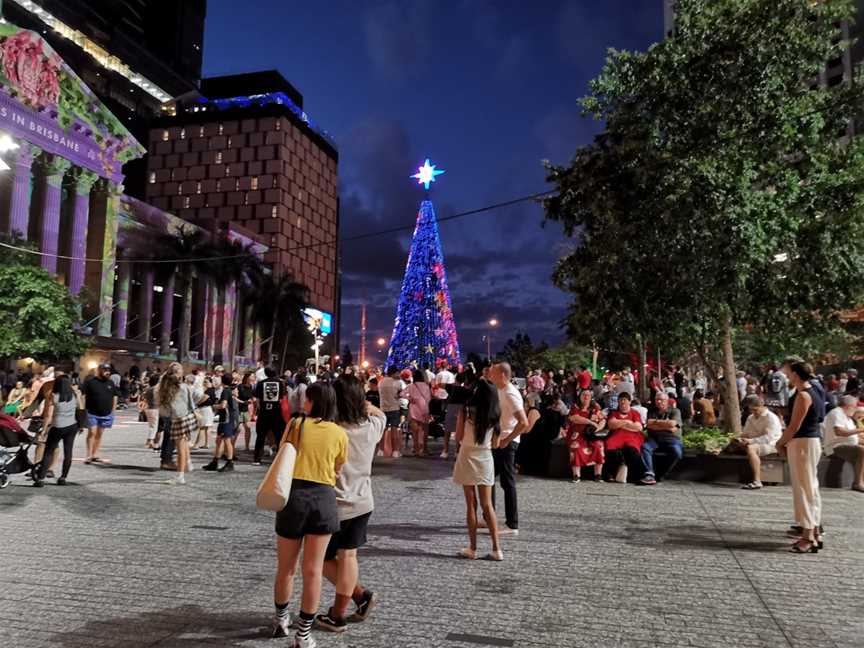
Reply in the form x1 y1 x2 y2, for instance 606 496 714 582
3 353 864 645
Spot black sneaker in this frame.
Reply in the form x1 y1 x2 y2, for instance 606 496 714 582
315 610 347 633
33 479 44 488
57 477 66 486
347 591 376 623
218 460 235 473
202 460 219 472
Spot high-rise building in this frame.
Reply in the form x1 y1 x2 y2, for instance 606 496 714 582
145 70 340 329
2 0 207 196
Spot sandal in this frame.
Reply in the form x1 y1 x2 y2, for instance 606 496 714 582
459 548 476 560
790 540 818 554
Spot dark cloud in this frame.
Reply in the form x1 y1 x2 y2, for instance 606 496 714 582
363 1 435 80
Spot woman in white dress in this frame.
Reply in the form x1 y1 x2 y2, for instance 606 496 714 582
453 380 503 561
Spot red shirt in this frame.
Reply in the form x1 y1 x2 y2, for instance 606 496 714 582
578 370 592 390
606 409 645 451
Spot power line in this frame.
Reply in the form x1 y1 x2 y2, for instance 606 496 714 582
0 189 555 265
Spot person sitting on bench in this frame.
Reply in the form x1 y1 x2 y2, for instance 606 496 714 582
733 395 782 490
822 395 864 493
639 392 683 485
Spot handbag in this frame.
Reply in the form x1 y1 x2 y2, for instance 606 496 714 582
256 414 303 512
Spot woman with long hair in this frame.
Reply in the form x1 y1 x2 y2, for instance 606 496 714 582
236 372 255 452
314 375 386 633
567 388 607 482
272 382 348 647
157 362 197 486
776 361 825 554
192 376 216 449
402 369 432 456
140 374 160 449
34 374 83 487
452 379 503 561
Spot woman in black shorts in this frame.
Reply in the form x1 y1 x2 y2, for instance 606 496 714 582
272 383 348 648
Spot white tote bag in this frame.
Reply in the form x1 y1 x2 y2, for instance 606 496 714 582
256 416 302 512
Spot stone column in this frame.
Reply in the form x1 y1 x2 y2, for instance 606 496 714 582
114 255 131 339
68 170 99 295
221 280 237 366
140 269 154 342
96 181 123 337
9 144 40 239
40 156 73 274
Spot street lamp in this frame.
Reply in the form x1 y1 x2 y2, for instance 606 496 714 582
376 337 386 347
486 318 499 361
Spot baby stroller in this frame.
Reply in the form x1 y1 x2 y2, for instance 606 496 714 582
0 413 36 489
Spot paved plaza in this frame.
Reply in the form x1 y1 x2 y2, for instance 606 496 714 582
2 411 863 648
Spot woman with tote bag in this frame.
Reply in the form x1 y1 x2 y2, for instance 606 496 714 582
270 383 348 647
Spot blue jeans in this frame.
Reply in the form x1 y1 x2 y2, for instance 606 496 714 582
641 435 683 479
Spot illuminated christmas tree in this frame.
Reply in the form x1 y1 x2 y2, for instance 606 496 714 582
386 159 460 369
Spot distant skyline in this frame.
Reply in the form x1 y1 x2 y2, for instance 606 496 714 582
203 0 664 357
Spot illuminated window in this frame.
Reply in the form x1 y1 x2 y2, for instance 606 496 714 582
148 171 156 184
218 123 224 135
177 184 183 195
215 151 222 164
251 176 258 190
235 179 240 191
161 130 169 141
297 217 302 227
216 180 222 192
180 128 186 140
183 196 190 209
199 126 205 137
227 136 232 147
272 176 278 188
275 120 281 131
270 205 278 218
196 182 202 195
243 193 249 206
225 165 230 177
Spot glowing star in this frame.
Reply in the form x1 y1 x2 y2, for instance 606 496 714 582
411 158 445 190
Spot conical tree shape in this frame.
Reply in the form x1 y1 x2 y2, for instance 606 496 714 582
386 199 460 369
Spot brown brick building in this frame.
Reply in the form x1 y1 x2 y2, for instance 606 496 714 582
144 71 339 321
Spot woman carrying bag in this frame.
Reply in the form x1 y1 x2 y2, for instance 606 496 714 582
271 382 348 648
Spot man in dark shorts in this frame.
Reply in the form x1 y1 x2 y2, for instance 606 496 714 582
82 363 117 464
203 374 238 472
253 367 286 465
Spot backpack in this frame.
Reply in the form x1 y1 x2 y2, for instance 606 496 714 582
769 372 783 395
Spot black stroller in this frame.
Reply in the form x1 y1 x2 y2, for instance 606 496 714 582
0 413 36 489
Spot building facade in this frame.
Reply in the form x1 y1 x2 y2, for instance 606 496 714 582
3 0 207 198
145 70 340 334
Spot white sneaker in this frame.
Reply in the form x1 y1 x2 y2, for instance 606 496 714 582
266 447 274 458
272 615 292 638
187 460 194 472
439 451 448 459
293 634 317 648
166 474 186 486
498 527 518 536
376 450 384 457
392 451 401 458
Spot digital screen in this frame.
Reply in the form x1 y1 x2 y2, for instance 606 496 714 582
303 307 332 335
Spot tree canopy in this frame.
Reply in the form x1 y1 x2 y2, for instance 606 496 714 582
544 0 864 431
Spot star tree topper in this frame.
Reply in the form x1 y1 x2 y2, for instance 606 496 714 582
411 158 445 190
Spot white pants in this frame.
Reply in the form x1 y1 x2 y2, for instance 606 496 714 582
787 438 822 529
146 409 159 441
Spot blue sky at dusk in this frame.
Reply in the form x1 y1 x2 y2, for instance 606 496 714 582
204 0 663 357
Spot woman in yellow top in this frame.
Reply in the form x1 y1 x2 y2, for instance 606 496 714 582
272 382 348 648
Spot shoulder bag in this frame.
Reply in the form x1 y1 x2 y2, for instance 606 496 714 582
256 414 304 512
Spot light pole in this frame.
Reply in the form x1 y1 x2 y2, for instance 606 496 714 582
486 318 499 361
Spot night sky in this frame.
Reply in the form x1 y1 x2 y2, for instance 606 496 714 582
204 0 663 358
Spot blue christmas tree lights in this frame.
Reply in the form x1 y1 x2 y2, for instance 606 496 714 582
386 161 460 369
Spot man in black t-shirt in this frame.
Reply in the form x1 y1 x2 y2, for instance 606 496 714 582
82 363 117 464
253 366 286 465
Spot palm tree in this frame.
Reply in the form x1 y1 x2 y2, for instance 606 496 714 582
248 270 309 370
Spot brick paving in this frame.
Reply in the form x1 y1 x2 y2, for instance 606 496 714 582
1 410 863 648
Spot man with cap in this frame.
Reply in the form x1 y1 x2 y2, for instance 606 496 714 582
82 363 118 464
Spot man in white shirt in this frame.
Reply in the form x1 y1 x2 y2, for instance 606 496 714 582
254 361 267 383
422 362 435 384
490 362 528 534
436 366 456 385
378 366 406 458
822 395 864 492
736 395 782 490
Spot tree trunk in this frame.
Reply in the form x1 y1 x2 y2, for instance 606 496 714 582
160 272 176 356
720 312 742 435
179 275 193 361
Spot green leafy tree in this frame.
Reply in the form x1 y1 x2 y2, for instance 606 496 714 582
247 270 309 371
499 333 548 376
0 264 89 359
545 0 864 433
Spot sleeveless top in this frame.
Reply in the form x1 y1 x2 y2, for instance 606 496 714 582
791 384 825 439
53 394 78 428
